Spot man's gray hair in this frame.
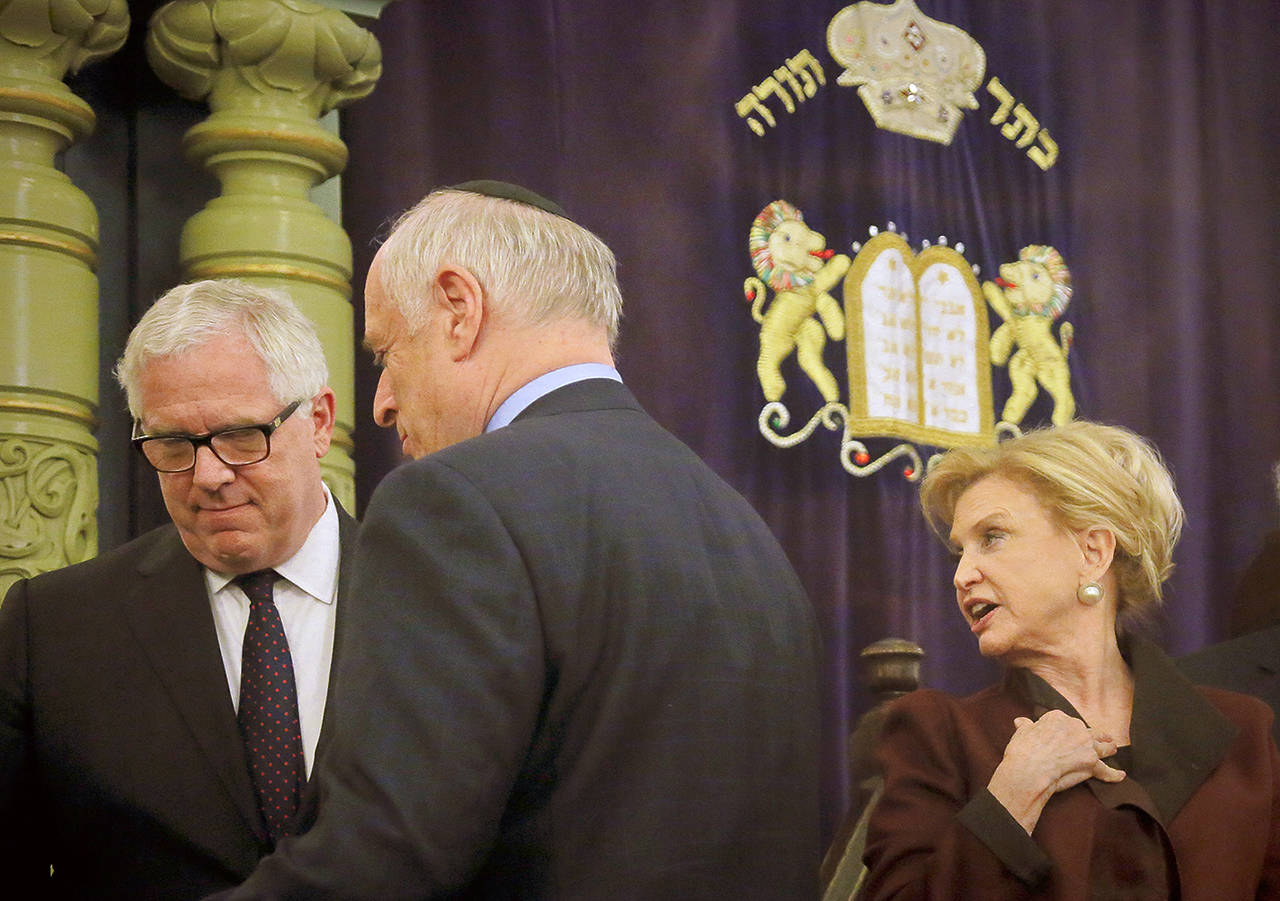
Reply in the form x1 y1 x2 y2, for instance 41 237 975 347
114 279 329 419
376 188 623 346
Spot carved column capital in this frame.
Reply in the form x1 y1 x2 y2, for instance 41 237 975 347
147 0 381 118
0 0 130 82
0 0 129 147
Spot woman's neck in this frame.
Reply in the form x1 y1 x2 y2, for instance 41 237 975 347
1022 635 1134 743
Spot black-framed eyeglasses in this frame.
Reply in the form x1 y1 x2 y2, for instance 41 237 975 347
131 400 304 473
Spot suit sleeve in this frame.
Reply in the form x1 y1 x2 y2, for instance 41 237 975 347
0 580 51 892
860 690 1051 901
227 458 545 899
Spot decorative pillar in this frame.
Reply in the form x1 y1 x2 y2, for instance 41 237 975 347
146 0 382 512
0 0 130 596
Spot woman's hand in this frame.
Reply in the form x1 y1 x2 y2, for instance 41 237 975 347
986 710 1125 835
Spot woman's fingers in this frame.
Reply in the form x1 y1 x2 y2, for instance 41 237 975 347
1092 758 1126 783
1011 712 1126 782
989 711 1127 834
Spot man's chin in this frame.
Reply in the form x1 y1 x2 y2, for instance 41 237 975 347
400 432 425 460
180 529 270 574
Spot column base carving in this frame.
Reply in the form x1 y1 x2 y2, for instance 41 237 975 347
0 417 98 597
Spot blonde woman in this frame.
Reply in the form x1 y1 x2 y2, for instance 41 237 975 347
861 421 1280 900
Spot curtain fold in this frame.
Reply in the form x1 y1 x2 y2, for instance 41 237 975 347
341 0 1280 842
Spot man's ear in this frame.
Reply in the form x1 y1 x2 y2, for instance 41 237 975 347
433 266 485 361
1078 525 1117 583
308 387 337 458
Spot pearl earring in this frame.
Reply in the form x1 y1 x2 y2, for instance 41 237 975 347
1077 582 1104 606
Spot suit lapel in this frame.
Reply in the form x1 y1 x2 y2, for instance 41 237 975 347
120 528 267 843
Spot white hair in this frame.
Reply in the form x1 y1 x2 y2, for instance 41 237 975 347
376 188 622 346
114 279 329 419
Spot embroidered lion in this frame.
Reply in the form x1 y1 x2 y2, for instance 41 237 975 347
984 244 1076 426
743 201 851 404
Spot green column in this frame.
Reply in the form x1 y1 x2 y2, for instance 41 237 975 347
146 0 382 512
0 0 130 596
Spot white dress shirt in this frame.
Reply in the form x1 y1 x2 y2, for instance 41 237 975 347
205 490 340 778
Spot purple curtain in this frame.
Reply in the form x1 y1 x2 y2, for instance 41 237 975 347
340 0 1280 842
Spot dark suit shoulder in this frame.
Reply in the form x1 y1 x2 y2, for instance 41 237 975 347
7 525 188 603
515 377 642 420
1180 625 1280 681
423 384 745 505
1180 628 1280 744
14 497 350 604
1229 529 1280 636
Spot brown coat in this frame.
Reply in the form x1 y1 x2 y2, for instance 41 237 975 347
862 638 1280 900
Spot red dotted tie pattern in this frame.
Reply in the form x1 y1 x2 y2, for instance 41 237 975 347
235 569 304 843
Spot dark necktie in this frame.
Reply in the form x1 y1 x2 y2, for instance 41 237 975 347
235 569 305 843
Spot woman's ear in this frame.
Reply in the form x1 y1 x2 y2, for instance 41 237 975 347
1078 525 1117 583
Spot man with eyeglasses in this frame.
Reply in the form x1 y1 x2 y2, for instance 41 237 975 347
0 279 356 898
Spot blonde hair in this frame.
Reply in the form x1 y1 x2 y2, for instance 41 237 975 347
920 421 1184 618
376 188 623 347
115 279 328 420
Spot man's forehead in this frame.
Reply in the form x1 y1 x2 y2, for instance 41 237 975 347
362 302 391 348
363 292 413 345
136 347 279 426
138 390 281 426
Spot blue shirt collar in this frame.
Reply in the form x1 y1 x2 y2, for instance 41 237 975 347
485 363 622 432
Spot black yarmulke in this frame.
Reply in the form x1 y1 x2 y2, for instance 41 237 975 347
448 179 568 219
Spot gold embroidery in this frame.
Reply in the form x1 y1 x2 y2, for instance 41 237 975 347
744 201 850 404
985 245 1076 426
843 230 995 448
987 77 1059 170
827 0 986 145
735 50 827 136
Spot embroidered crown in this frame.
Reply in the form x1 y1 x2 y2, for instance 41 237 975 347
826 0 986 145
